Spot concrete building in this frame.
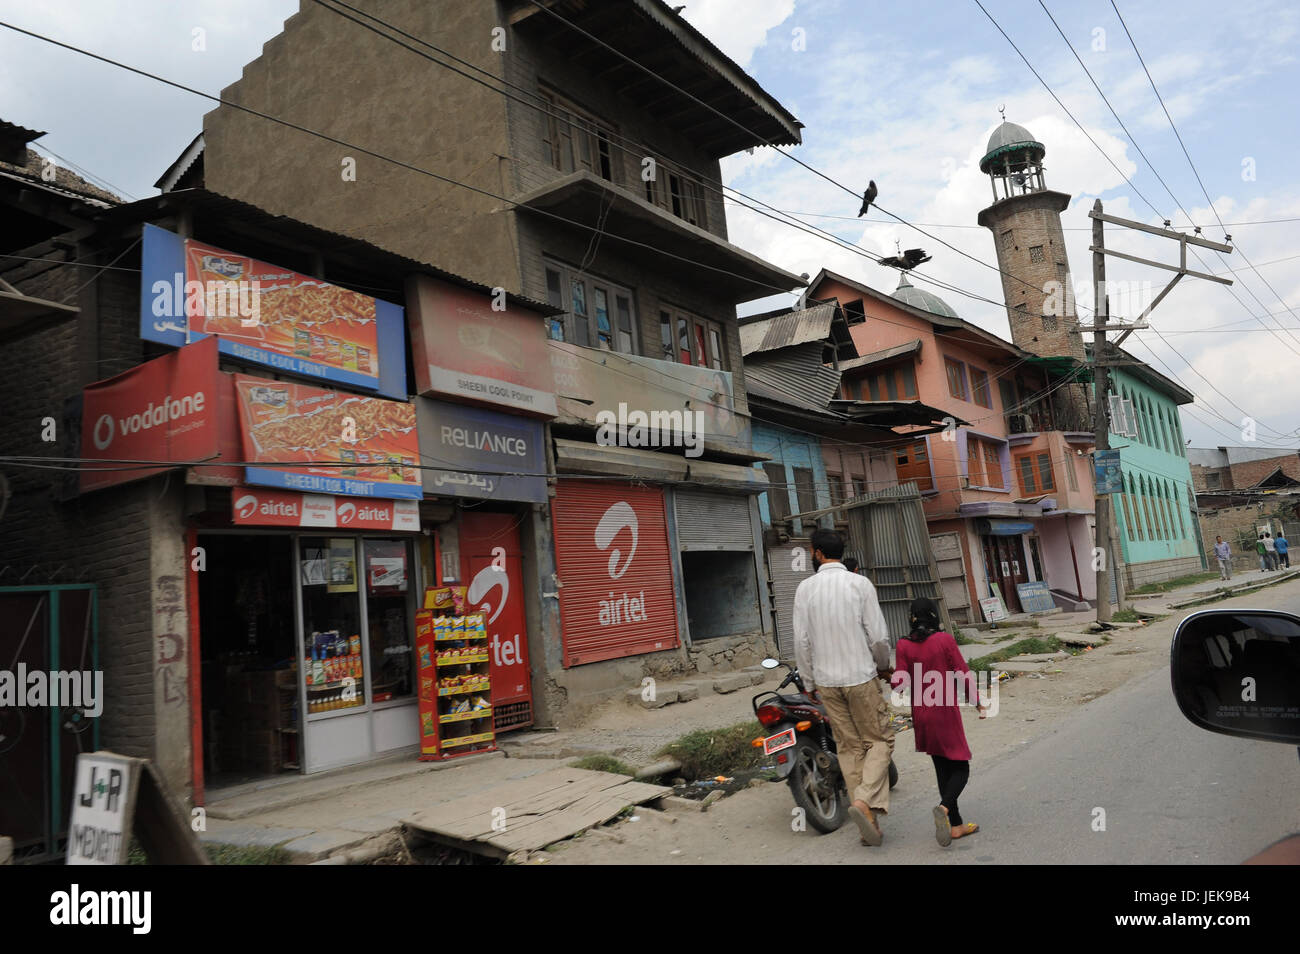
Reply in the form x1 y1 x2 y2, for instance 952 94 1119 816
1188 446 1300 568
800 268 1096 619
1098 351 1205 586
174 0 807 718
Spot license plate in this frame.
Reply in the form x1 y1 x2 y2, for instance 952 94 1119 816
763 728 796 756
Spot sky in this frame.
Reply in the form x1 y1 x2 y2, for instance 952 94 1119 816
2 0 1298 451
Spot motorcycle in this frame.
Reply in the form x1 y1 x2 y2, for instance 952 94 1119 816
751 657 898 834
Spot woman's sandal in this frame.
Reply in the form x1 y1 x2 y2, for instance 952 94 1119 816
933 806 953 847
950 822 980 839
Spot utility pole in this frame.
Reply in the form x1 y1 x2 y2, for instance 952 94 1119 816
1087 199 1233 624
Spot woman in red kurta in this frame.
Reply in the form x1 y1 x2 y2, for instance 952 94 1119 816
890 597 986 846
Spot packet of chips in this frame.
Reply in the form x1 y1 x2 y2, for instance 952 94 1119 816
450 585 468 615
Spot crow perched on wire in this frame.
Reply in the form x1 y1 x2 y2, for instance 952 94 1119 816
858 180 877 217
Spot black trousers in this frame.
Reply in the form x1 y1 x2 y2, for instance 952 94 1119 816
932 755 970 827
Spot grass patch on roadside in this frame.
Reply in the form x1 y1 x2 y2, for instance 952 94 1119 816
569 754 636 776
954 631 979 645
656 720 767 780
1109 608 1143 623
969 636 1062 672
1128 571 1220 595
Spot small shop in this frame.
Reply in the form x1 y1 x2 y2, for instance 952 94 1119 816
551 477 681 666
197 489 423 780
670 486 768 641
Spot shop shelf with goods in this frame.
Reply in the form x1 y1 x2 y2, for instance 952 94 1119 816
415 592 496 760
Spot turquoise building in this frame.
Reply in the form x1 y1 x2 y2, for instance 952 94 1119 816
1099 351 1205 587
751 419 834 535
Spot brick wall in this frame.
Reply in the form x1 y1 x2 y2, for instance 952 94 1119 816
1190 463 1231 492
1196 501 1299 570
1229 454 1300 489
1 258 160 761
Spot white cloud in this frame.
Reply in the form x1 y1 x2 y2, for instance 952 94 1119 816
677 0 796 67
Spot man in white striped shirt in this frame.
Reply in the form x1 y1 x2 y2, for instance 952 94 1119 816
792 528 895 846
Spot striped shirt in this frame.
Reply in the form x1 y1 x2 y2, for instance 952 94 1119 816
792 562 892 689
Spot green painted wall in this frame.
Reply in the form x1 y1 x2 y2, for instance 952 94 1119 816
1104 370 1201 567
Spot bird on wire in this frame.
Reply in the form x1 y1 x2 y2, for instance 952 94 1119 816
858 180 878 217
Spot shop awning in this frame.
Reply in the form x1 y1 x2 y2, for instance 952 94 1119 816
553 438 769 493
981 519 1034 536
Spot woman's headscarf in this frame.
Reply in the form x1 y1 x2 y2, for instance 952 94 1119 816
905 596 941 642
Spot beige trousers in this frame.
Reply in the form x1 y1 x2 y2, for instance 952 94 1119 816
819 679 895 814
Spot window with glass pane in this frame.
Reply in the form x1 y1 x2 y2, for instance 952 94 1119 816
659 311 673 358
593 287 612 350
678 317 691 364
971 368 992 408
900 363 917 398
708 328 723 370
1017 456 1036 494
300 537 366 713
363 539 414 701
616 296 634 353
1036 453 1055 491
945 358 968 401
694 324 708 366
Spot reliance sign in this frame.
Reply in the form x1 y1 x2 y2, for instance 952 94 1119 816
80 336 220 493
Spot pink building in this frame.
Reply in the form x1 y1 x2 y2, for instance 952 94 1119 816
806 268 1096 619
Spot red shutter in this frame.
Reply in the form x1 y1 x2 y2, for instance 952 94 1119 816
552 480 680 667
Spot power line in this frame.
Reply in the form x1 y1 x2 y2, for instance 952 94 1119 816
974 0 1298 438
1109 0 1300 349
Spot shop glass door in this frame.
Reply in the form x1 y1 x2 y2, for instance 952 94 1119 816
299 537 367 716
362 538 416 704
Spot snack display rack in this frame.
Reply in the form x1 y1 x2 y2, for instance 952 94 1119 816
416 586 496 760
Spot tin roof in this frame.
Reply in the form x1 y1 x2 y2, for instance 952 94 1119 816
740 300 846 355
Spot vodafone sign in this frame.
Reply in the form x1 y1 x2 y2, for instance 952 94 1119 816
231 487 419 531
80 336 220 493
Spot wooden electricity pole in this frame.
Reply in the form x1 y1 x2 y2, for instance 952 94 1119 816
1088 199 1233 623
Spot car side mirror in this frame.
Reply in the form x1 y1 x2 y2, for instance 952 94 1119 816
1171 609 1300 745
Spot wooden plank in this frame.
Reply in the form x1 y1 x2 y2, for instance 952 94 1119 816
401 768 669 855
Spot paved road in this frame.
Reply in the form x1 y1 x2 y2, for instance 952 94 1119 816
554 590 1300 865
791 594 1300 864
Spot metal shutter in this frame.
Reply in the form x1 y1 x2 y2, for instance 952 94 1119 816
767 539 813 661
674 490 754 551
552 480 680 667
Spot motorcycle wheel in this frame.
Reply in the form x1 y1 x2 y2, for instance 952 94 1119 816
788 741 848 834
889 758 899 789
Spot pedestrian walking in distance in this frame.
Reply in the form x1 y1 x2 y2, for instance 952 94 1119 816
1257 535 1268 572
1276 531 1290 569
1263 532 1278 571
1213 536 1232 581
792 528 895 847
890 597 987 846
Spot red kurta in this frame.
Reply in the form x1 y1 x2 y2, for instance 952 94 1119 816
890 631 978 761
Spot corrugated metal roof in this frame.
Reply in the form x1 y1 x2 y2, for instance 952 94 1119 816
839 338 922 372
744 341 843 413
740 301 838 355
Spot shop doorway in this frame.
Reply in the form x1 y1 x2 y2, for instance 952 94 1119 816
981 535 1028 614
198 534 297 785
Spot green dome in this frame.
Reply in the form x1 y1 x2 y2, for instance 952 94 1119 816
892 274 958 319
980 121 1045 173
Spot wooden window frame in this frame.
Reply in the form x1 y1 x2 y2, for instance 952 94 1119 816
544 260 638 355
944 357 969 402
895 438 935 493
1015 451 1055 495
540 89 617 183
792 466 818 516
663 306 728 371
643 152 709 228
970 367 992 409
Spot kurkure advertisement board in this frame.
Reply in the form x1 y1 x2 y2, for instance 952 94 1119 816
233 373 422 499
80 336 220 493
139 223 407 399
